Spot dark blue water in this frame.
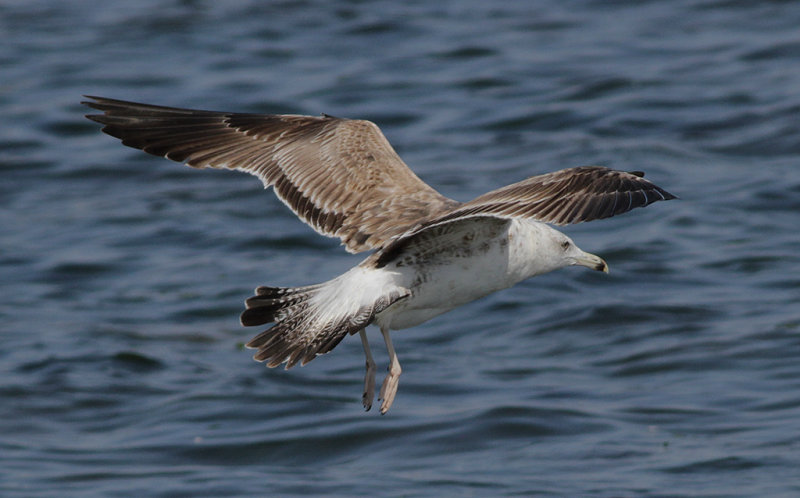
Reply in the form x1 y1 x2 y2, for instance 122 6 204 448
3 0 800 496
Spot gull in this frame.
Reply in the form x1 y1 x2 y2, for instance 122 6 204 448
83 96 676 414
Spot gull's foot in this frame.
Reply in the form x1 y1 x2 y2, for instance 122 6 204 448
378 363 402 414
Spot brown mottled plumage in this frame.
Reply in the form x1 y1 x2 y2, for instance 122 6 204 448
83 96 460 253
84 96 676 413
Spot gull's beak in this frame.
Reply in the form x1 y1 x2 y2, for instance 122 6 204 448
575 251 609 273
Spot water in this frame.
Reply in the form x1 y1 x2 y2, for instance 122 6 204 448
2 0 800 496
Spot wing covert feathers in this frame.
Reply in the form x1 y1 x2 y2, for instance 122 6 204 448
83 96 458 253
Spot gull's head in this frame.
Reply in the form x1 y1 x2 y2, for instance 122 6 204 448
519 222 609 277
551 231 609 274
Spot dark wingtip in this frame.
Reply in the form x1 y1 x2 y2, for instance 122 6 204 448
82 96 117 123
81 95 109 110
659 188 679 201
84 113 106 124
82 96 102 119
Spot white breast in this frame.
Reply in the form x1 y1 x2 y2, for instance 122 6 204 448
375 218 555 330
376 219 519 329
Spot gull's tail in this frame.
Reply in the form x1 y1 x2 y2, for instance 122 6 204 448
241 267 409 369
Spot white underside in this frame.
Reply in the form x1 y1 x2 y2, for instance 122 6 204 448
301 218 584 335
374 219 574 330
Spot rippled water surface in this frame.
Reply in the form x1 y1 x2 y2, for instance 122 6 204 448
2 1 800 496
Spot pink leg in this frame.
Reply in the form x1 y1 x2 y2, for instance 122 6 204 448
378 326 402 414
359 329 376 411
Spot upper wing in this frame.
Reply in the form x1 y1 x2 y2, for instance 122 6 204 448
371 166 675 267
83 96 459 253
423 166 676 227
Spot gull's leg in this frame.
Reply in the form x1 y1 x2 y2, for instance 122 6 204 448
359 329 376 411
378 325 402 414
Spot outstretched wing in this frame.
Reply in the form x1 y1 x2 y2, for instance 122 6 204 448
372 166 676 267
421 166 676 228
83 96 459 253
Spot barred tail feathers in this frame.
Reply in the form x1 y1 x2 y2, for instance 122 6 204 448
242 267 409 369
240 284 323 327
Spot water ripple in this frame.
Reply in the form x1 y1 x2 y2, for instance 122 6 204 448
3 0 800 496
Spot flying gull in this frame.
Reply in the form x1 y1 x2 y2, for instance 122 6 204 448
83 96 676 414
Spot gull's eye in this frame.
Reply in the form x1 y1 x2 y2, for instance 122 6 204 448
561 240 570 250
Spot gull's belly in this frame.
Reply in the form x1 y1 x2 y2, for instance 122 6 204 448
378 245 515 330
